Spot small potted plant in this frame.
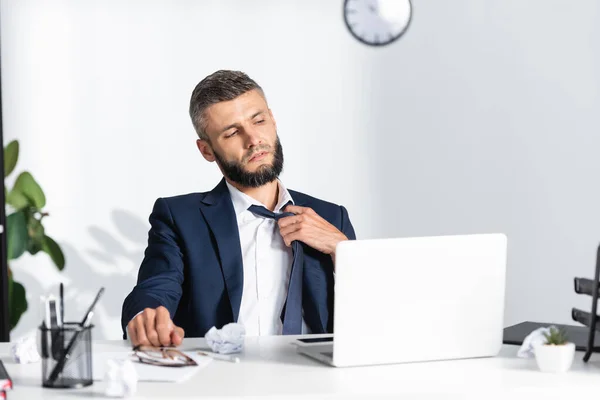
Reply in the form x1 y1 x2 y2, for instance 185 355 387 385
533 326 575 372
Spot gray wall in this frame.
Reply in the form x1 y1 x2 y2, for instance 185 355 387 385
366 0 600 327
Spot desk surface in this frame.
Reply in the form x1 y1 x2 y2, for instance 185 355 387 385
2 334 600 399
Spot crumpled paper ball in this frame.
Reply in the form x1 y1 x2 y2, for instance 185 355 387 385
11 335 40 364
104 359 138 398
517 326 553 358
205 323 245 354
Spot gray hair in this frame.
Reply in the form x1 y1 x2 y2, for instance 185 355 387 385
189 70 266 141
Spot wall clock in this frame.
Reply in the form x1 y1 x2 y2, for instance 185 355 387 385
343 0 412 47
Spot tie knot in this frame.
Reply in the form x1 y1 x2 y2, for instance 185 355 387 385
248 204 294 221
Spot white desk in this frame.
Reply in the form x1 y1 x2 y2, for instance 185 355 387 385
2 335 600 399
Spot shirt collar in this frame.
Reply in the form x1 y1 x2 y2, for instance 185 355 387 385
225 179 294 217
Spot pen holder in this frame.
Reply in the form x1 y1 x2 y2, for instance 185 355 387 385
39 322 94 388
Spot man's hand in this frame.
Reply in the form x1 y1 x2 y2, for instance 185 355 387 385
127 306 185 347
278 205 348 260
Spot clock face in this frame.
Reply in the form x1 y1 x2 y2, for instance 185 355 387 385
343 0 412 46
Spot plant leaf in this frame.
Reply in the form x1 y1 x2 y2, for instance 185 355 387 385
27 237 44 255
13 172 45 209
6 187 30 210
42 235 65 271
544 326 568 345
7 211 28 260
26 212 45 255
4 140 18 178
8 275 28 331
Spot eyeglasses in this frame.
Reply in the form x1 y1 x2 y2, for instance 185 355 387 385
132 345 198 367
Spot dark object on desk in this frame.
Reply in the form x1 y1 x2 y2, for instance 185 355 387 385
507 249 600 361
503 321 599 351
59 283 64 324
574 277 600 297
571 245 600 362
43 287 103 387
0 359 13 400
0 359 13 388
297 337 334 344
571 308 597 328
47 298 63 361
40 322 93 388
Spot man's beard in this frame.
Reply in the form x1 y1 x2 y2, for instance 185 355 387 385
213 137 284 188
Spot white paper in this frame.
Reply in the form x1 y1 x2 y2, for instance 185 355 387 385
11 335 40 364
92 351 212 383
517 326 553 358
205 323 245 354
104 359 138 397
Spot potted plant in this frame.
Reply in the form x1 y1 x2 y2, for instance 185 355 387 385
4 140 65 332
533 326 575 372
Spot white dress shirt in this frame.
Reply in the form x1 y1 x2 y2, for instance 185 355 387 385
226 180 310 336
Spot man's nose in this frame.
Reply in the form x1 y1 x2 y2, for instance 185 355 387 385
244 127 263 146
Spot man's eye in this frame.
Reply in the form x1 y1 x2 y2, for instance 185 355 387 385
255 120 265 124
225 131 238 138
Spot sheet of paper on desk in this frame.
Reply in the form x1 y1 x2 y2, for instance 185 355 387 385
92 352 212 382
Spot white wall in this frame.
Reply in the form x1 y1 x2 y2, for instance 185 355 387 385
2 0 599 340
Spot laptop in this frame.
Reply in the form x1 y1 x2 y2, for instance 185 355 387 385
296 233 508 367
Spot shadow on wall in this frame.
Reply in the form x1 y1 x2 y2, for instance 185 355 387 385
87 210 148 266
11 209 148 341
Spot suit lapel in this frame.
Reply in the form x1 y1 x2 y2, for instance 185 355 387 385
199 178 244 322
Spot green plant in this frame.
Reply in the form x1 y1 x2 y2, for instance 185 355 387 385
543 326 569 346
4 140 65 331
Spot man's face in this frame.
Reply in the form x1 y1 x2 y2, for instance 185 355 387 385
197 89 283 188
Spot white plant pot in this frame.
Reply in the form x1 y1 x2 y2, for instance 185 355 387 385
533 342 575 373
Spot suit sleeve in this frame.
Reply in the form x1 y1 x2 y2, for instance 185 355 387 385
121 198 184 338
340 205 356 240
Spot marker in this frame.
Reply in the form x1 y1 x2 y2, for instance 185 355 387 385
59 283 64 326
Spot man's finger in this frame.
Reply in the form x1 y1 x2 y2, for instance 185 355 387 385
281 231 303 247
283 205 309 214
127 322 138 347
135 314 150 346
171 326 185 346
278 214 304 228
155 307 173 346
143 309 161 347
279 222 303 239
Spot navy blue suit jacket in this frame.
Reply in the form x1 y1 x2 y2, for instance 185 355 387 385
121 178 356 338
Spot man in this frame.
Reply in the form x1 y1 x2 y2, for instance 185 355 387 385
121 70 356 347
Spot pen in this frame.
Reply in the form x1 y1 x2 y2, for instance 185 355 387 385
80 287 104 326
59 283 64 326
198 351 240 363
43 296 51 328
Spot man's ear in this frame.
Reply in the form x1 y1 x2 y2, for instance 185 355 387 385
196 139 216 162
